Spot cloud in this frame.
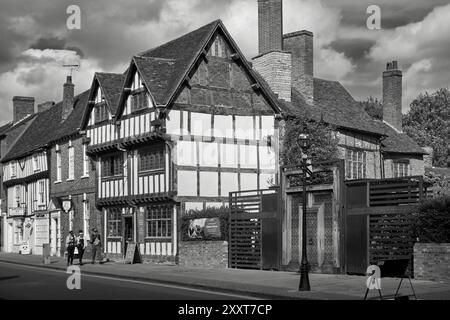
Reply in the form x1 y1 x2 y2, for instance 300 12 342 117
367 3 450 110
0 49 104 122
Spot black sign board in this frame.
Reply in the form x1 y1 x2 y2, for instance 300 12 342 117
125 242 142 264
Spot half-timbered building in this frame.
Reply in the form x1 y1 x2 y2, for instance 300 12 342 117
81 20 283 262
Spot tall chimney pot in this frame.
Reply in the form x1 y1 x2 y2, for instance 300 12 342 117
62 76 75 121
383 61 403 132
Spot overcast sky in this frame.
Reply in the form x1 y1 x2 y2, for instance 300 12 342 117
1 0 449 125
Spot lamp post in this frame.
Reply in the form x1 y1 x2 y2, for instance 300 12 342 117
298 133 311 291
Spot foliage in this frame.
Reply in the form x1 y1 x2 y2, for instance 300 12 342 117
403 88 450 167
282 117 340 166
181 206 229 242
424 170 450 198
411 196 450 243
358 96 383 120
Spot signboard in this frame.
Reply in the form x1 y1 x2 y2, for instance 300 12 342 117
9 207 26 217
188 218 222 240
20 242 31 255
125 242 142 265
62 200 72 213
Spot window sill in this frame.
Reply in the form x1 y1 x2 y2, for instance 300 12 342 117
66 179 75 182
54 181 62 185
81 175 90 179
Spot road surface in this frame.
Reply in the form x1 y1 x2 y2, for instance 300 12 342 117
0 262 258 300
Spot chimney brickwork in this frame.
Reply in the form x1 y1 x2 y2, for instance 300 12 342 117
12 96 35 123
283 31 314 105
383 61 403 132
258 0 283 55
62 76 75 121
253 51 292 102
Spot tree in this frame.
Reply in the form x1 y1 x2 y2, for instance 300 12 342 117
403 88 450 167
282 117 340 166
358 96 383 120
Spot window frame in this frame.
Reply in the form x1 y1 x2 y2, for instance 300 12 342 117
82 144 90 177
392 161 410 178
10 161 17 178
146 206 172 240
345 149 367 180
38 180 45 205
130 90 149 113
107 208 122 238
138 146 165 174
56 148 62 182
101 153 124 179
68 144 75 180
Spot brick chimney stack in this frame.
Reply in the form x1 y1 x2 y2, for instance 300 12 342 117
283 31 314 105
62 76 74 121
253 0 292 102
383 61 403 132
13 96 35 123
258 0 283 55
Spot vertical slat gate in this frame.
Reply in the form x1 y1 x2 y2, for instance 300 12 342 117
229 189 278 270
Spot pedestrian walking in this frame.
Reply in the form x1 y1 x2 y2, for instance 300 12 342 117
76 230 86 266
66 231 76 266
90 228 102 264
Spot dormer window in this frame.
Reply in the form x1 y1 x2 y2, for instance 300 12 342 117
95 103 109 124
130 91 149 112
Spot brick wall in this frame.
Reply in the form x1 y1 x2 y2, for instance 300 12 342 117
414 243 450 282
253 51 292 102
179 241 228 269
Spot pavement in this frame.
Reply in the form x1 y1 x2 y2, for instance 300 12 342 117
1 253 450 300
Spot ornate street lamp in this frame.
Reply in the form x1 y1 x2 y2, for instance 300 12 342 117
297 132 311 291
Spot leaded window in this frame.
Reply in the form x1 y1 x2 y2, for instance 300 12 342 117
346 149 367 180
146 206 172 239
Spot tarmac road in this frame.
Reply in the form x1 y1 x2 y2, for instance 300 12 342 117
0 261 259 300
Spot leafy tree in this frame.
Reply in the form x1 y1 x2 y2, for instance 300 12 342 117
403 88 450 167
282 117 340 166
412 196 450 243
358 96 383 120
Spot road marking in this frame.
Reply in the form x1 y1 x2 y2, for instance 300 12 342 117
0 261 262 300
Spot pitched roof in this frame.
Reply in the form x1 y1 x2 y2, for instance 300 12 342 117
96 73 125 114
135 20 221 107
1 91 89 162
0 114 37 138
52 90 90 141
376 121 427 155
117 19 281 117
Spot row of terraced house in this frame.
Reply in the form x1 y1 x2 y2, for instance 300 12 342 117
0 0 431 269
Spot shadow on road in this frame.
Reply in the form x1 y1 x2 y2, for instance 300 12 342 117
0 276 19 282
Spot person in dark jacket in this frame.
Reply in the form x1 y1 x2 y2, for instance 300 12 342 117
66 231 76 266
90 228 102 264
76 230 85 266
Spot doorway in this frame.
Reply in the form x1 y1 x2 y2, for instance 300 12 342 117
123 216 134 255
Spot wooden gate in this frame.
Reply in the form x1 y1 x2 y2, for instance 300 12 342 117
229 189 280 270
345 177 424 274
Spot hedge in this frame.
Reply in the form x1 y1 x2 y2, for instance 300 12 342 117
412 196 450 243
181 207 230 242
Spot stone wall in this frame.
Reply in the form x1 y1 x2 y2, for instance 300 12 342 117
414 243 450 282
179 241 228 269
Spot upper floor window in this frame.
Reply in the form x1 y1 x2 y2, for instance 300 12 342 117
33 154 39 172
38 180 45 204
346 149 367 180
10 161 17 178
56 146 62 182
393 161 410 178
68 143 75 180
15 185 21 207
130 91 148 113
101 154 124 178
95 103 109 124
83 144 90 177
138 147 164 173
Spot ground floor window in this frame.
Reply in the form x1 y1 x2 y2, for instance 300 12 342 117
346 149 367 180
108 208 122 237
13 220 23 245
146 206 172 239
392 161 410 178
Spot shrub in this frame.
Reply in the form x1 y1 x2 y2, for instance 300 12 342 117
181 206 229 242
412 196 450 243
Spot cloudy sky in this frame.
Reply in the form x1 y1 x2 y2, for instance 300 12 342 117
1 0 449 125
